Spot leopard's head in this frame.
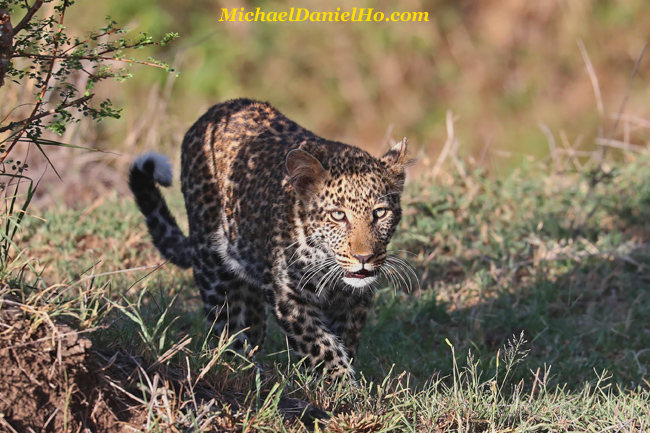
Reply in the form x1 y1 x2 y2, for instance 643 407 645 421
286 139 410 290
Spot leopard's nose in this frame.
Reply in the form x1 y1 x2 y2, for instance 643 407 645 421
353 253 373 264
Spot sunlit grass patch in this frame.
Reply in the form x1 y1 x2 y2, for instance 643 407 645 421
6 156 650 430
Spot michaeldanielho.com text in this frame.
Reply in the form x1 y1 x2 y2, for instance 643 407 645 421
219 8 429 23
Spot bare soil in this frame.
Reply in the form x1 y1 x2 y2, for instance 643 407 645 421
0 295 134 432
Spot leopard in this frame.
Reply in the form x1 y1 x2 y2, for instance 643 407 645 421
129 98 411 380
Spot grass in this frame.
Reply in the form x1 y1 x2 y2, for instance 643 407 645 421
8 154 650 431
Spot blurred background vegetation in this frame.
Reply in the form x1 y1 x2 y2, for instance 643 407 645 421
2 0 650 207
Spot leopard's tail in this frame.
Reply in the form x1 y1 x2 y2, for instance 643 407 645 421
129 152 193 269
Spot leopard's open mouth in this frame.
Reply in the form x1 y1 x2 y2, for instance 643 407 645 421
345 269 376 279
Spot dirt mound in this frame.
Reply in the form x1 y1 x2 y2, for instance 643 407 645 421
0 297 130 432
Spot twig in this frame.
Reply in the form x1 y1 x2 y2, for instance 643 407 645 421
13 51 172 69
61 28 122 55
0 93 94 134
12 0 44 34
0 102 39 125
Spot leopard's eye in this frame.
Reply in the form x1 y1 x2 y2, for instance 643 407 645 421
373 208 389 219
330 210 347 222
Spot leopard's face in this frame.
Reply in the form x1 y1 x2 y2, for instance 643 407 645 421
287 140 409 290
307 171 402 288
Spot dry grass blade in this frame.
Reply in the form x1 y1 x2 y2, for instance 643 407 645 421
608 44 647 138
1 298 58 346
327 412 386 433
539 122 560 172
148 335 192 371
578 39 605 131
431 110 457 181
0 415 20 433
594 138 649 154
105 379 147 406
66 264 163 288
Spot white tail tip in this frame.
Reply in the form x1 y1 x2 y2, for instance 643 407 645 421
133 152 173 186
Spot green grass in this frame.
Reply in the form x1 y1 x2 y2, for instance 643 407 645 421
11 157 650 431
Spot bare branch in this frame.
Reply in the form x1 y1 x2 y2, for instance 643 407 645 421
12 0 44 34
13 51 171 70
61 28 121 55
0 93 94 163
0 93 94 134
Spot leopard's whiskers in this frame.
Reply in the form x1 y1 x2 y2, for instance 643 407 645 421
369 271 382 293
295 259 329 286
315 265 341 296
385 258 413 292
379 267 399 295
296 257 337 292
383 264 398 288
385 254 420 292
298 259 333 288
387 255 420 286
328 268 347 295
384 257 413 293
383 259 411 293
313 265 334 295
284 238 303 251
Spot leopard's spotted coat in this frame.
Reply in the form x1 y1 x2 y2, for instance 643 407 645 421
129 98 410 379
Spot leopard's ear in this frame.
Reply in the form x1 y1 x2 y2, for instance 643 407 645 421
286 149 326 200
380 138 410 192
